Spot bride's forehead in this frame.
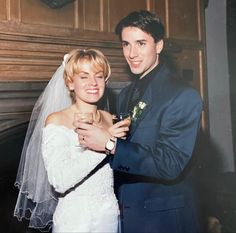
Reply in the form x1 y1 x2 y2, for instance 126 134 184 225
74 60 103 73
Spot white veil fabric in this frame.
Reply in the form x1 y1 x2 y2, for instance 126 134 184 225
14 57 72 231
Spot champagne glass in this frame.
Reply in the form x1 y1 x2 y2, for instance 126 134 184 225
73 112 93 150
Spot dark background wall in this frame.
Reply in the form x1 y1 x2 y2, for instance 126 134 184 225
228 0 236 169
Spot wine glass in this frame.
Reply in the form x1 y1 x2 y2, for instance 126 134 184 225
73 112 93 150
112 112 131 124
112 113 131 139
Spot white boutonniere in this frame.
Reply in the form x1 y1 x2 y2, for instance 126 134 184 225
132 101 147 122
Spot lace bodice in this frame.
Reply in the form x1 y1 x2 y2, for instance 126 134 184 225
42 124 114 196
42 124 119 232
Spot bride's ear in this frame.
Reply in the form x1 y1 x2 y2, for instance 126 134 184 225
66 77 74 91
68 84 74 91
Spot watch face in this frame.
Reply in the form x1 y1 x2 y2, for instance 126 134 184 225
106 140 115 150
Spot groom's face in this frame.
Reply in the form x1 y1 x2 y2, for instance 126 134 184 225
121 26 163 78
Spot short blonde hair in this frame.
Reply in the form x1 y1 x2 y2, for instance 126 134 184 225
63 48 111 102
64 48 111 85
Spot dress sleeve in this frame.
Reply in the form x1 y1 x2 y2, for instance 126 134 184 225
42 125 103 193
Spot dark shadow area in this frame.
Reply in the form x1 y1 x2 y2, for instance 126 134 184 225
227 0 236 170
193 129 222 232
194 129 236 233
0 124 48 233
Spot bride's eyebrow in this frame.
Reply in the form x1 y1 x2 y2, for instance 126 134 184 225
78 71 89 75
95 71 104 74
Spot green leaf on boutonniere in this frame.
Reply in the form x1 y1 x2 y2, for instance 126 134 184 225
131 101 147 123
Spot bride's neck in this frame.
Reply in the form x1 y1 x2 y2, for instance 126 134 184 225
72 103 97 114
71 103 102 124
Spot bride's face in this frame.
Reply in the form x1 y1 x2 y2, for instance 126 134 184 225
70 61 105 105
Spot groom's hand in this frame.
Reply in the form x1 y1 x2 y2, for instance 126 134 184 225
76 123 111 152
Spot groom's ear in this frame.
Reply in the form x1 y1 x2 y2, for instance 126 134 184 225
156 39 164 54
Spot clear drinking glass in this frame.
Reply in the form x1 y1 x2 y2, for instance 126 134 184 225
112 113 131 139
112 112 131 124
73 112 93 150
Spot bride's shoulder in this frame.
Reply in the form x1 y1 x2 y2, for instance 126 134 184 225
45 109 69 126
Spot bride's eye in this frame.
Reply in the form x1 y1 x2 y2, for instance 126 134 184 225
95 72 104 79
77 73 88 80
80 76 88 79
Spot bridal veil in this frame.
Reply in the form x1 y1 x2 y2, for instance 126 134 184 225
14 55 71 231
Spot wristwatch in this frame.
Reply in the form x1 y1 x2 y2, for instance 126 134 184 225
105 137 116 155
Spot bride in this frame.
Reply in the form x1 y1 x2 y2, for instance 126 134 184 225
14 48 129 232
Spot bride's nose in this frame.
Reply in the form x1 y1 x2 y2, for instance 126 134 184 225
88 76 98 85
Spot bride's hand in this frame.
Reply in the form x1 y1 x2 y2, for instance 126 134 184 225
109 118 131 139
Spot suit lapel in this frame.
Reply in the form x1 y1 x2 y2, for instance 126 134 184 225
129 87 152 136
128 64 170 138
119 82 136 113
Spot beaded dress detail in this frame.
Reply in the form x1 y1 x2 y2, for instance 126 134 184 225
42 124 119 233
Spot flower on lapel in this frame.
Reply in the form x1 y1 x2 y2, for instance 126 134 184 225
132 101 147 123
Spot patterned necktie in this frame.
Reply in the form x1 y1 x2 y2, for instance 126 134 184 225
128 84 140 112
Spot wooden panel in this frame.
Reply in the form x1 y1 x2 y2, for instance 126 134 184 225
109 0 147 32
0 38 70 81
0 0 7 20
9 0 21 22
168 0 199 40
0 32 127 82
154 0 167 29
0 82 46 137
77 0 84 29
164 50 200 90
84 0 101 31
77 0 102 31
166 48 207 129
178 50 201 91
101 0 109 32
21 0 75 27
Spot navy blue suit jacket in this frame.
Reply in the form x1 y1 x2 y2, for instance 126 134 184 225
111 64 203 233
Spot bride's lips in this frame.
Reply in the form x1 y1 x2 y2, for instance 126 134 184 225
86 88 99 94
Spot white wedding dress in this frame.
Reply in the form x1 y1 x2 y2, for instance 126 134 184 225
42 124 119 233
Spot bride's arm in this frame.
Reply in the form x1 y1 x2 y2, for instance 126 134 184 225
42 125 104 193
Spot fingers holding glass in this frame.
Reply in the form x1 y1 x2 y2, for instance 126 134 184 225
111 113 131 139
73 112 93 150
112 112 131 124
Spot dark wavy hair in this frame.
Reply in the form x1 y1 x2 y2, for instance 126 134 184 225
115 10 165 43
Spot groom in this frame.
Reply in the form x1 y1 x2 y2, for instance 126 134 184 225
78 10 203 233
